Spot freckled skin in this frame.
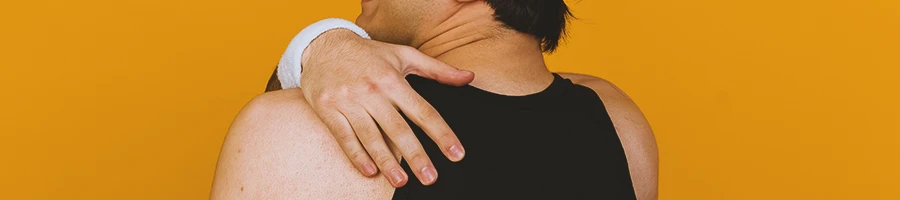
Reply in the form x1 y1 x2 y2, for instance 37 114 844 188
211 0 657 199
211 90 397 199
211 73 658 199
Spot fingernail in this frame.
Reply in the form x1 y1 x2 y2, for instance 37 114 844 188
390 168 407 186
420 166 437 185
449 144 465 161
461 70 475 77
362 162 377 176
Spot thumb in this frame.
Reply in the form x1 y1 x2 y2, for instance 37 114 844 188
398 47 475 86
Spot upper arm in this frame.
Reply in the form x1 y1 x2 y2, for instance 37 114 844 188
210 89 394 199
560 73 659 200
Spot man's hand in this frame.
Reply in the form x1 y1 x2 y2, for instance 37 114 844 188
299 29 475 187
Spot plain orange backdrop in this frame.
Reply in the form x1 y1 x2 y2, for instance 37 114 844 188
1 0 898 199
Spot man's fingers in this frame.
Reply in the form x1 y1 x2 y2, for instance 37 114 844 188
397 46 475 86
316 109 378 177
364 100 439 186
340 105 408 188
388 85 465 162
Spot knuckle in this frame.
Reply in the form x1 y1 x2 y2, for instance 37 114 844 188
396 46 417 54
315 92 335 105
387 120 412 134
377 73 403 86
350 150 370 162
434 132 452 145
362 77 381 94
416 109 441 125
357 129 382 143
334 130 358 142
336 86 352 98
376 154 396 167
408 152 429 164
315 87 351 106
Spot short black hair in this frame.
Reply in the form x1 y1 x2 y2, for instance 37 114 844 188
485 0 573 53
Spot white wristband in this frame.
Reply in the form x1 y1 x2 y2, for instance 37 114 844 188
277 18 371 89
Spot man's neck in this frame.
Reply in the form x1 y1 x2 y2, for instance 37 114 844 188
411 4 555 96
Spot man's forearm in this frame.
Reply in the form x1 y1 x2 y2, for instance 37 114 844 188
277 19 371 89
267 29 364 92
300 29 364 70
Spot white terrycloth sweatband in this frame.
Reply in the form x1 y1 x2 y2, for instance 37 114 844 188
277 18 371 89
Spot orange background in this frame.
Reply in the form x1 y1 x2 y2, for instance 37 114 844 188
1 0 897 199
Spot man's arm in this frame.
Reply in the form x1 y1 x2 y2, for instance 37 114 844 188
269 28 474 187
211 89 395 199
560 73 660 200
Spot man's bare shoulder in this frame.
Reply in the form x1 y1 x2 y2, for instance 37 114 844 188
558 73 660 200
558 73 644 121
558 73 630 102
243 88 309 118
211 89 394 200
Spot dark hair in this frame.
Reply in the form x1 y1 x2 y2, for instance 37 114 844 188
266 68 282 92
485 0 573 53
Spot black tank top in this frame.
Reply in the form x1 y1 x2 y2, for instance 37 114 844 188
393 74 637 199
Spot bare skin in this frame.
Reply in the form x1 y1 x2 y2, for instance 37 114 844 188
213 0 657 199
212 89 397 199
210 74 657 199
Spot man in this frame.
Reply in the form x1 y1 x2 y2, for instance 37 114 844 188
212 0 657 199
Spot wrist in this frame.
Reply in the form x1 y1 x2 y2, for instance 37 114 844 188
278 18 370 89
301 29 360 67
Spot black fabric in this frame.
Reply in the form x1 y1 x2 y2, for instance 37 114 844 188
392 74 637 200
